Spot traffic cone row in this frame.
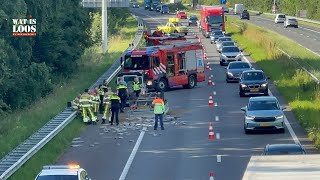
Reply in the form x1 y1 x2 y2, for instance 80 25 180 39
206 62 210 70
209 171 214 180
208 122 215 139
208 95 214 107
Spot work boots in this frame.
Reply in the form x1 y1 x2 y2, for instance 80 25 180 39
101 118 106 124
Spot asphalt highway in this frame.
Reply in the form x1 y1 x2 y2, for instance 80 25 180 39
235 13 320 56
57 8 319 180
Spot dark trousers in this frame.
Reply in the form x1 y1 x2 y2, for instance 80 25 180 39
120 96 126 112
99 95 104 113
134 90 141 97
111 107 119 125
154 114 164 130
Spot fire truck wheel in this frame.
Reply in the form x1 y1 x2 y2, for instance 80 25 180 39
157 78 168 91
186 75 196 89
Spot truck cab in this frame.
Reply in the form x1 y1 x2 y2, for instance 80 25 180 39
200 6 226 38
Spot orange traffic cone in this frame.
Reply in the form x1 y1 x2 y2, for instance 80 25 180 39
206 62 210 70
208 77 213 86
208 123 215 139
208 95 214 107
209 171 214 180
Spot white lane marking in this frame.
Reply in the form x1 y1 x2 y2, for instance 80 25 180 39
214 102 218 107
215 116 219 121
241 55 301 145
217 155 222 162
213 91 217 95
307 35 310 38
300 33 303 35
288 29 292 31
302 27 320 34
314 38 317 40
119 127 147 180
216 133 220 139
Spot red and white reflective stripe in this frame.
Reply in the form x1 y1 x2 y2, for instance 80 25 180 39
160 63 166 69
152 69 157 74
159 66 166 73
154 68 160 74
156 67 162 73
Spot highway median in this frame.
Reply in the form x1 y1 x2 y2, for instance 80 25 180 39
226 16 320 148
7 13 140 179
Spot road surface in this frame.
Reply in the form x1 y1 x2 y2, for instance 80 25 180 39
237 14 320 56
57 9 318 180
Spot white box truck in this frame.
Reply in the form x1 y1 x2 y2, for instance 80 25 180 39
234 4 244 14
242 155 320 180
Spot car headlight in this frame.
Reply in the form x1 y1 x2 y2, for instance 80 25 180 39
241 84 247 88
276 115 284 119
227 72 233 76
147 80 153 86
221 54 227 58
245 115 255 120
261 83 267 87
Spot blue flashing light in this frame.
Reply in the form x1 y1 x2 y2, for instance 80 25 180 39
146 48 157 55
126 50 133 56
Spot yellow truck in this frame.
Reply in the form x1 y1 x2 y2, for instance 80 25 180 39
157 18 188 35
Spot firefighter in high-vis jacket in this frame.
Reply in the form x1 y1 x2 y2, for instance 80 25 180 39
90 89 100 116
133 77 142 98
71 94 81 111
102 87 113 124
79 89 97 125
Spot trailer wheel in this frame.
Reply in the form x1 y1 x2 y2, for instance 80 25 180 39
157 78 168 91
186 75 196 89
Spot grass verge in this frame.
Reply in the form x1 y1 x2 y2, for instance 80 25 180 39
8 15 138 179
226 16 320 148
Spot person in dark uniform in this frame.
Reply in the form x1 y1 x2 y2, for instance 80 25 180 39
117 80 128 113
109 91 121 126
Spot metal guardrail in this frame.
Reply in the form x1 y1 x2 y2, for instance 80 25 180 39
248 10 320 25
0 14 144 180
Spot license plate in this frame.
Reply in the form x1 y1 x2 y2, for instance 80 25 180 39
260 123 271 127
250 88 259 92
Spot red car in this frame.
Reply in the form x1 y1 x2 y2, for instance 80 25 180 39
177 11 187 19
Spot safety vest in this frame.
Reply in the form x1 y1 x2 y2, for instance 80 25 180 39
152 98 165 114
133 82 141 91
117 84 127 97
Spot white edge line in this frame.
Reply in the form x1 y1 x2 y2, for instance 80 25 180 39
215 116 219 121
119 127 147 180
242 55 301 145
217 155 222 162
214 102 218 107
216 133 220 139
213 91 217 95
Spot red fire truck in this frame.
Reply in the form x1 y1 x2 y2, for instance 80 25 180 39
123 41 205 91
143 30 186 46
200 6 226 38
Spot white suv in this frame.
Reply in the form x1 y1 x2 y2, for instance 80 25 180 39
274 14 286 23
35 165 92 180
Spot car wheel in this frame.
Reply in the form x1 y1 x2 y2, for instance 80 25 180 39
239 91 245 97
210 41 213 44
219 61 223 66
186 75 196 89
157 78 168 92
295 25 298 28
244 126 250 134
226 79 230 83
185 33 188 35
279 128 285 133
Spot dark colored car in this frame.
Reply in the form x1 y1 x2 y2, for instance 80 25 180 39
239 70 269 97
160 4 169 14
188 15 198 26
226 61 253 82
210 30 224 44
240 10 250 20
145 3 150 10
263 144 306 155
132 2 139 8
156 5 161 12
150 3 158 11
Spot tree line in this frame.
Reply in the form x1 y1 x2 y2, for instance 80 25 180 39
0 0 131 116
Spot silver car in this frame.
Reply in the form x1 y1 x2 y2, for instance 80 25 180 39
216 36 232 51
241 96 286 134
218 41 237 52
274 14 286 23
220 46 242 66
284 18 298 28
226 61 253 82
210 30 224 44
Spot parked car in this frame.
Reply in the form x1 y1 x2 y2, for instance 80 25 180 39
210 30 224 44
35 164 92 180
218 40 237 52
177 11 187 19
241 96 286 134
220 46 242 66
145 3 150 10
263 144 306 155
274 14 286 23
188 15 198 26
226 61 253 83
239 70 269 96
284 18 298 28
156 5 161 12
240 10 250 20
159 4 169 14
216 36 232 50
